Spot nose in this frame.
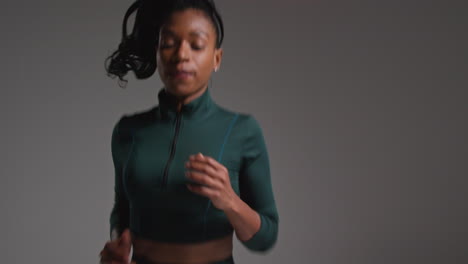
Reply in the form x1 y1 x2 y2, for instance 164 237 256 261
174 41 190 62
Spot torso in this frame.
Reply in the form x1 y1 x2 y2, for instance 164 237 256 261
131 231 233 264
115 99 246 243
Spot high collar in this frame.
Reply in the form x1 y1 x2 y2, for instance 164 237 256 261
157 87 215 120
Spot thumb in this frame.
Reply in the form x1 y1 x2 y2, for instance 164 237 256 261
119 228 132 247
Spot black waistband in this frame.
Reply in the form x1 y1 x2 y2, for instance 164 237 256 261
131 254 234 264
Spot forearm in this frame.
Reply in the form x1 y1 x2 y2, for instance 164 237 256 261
224 195 261 242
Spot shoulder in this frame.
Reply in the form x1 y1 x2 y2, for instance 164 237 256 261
113 106 158 134
234 112 264 137
213 105 265 145
215 104 262 130
111 107 158 157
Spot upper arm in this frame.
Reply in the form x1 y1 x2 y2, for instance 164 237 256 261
109 116 130 238
238 115 279 252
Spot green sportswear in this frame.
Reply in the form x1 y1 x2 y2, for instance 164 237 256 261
109 87 279 252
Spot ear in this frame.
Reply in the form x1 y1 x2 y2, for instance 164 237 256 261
213 48 223 71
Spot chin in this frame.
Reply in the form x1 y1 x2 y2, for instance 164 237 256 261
166 83 196 97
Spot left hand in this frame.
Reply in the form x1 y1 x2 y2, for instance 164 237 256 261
185 152 238 211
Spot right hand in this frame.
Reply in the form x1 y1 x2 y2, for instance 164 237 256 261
99 229 135 264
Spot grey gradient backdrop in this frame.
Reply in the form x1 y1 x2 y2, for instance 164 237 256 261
2 0 467 263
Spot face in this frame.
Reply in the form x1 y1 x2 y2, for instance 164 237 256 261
156 8 223 100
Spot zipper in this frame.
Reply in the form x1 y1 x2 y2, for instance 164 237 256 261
161 110 182 190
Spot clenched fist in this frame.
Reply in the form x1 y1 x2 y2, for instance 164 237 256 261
99 229 135 264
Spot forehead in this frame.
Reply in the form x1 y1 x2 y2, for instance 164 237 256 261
160 8 216 38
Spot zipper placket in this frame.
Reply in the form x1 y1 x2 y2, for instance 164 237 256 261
161 110 182 190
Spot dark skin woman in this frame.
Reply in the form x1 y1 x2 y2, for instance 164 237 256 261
99 4 265 264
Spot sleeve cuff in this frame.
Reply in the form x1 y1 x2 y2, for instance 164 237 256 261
240 214 278 252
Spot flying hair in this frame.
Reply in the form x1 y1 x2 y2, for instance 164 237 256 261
104 0 224 88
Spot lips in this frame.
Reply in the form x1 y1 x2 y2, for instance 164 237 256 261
169 70 194 80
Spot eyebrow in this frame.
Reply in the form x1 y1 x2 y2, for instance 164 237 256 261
161 29 209 39
190 31 208 38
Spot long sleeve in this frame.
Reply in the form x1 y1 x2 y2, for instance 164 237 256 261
109 116 130 239
238 115 279 252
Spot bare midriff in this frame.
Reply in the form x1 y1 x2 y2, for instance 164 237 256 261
131 232 233 264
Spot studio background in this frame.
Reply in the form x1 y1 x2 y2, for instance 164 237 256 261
1 0 467 263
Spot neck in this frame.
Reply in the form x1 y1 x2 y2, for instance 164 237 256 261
168 84 209 112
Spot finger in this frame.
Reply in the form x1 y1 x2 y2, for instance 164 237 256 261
187 183 218 198
99 247 111 261
99 257 126 264
185 160 218 178
100 250 126 263
104 241 121 254
189 154 218 171
189 153 228 174
191 152 206 161
203 156 228 173
119 229 132 248
102 244 128 263
103 242 116 255
185 171 223 189
99 252 114 262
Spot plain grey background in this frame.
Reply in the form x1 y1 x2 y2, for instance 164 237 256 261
2 0 467 263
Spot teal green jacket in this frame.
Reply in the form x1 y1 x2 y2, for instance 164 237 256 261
109 87 279 252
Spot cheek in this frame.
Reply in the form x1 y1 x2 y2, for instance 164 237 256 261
157 66 165 82
194 54 214 76
156 50 165 67
156 51 167 79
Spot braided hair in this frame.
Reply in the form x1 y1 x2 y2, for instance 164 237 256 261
104 0 224 88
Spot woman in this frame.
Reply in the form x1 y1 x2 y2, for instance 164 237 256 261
99 0 279 263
